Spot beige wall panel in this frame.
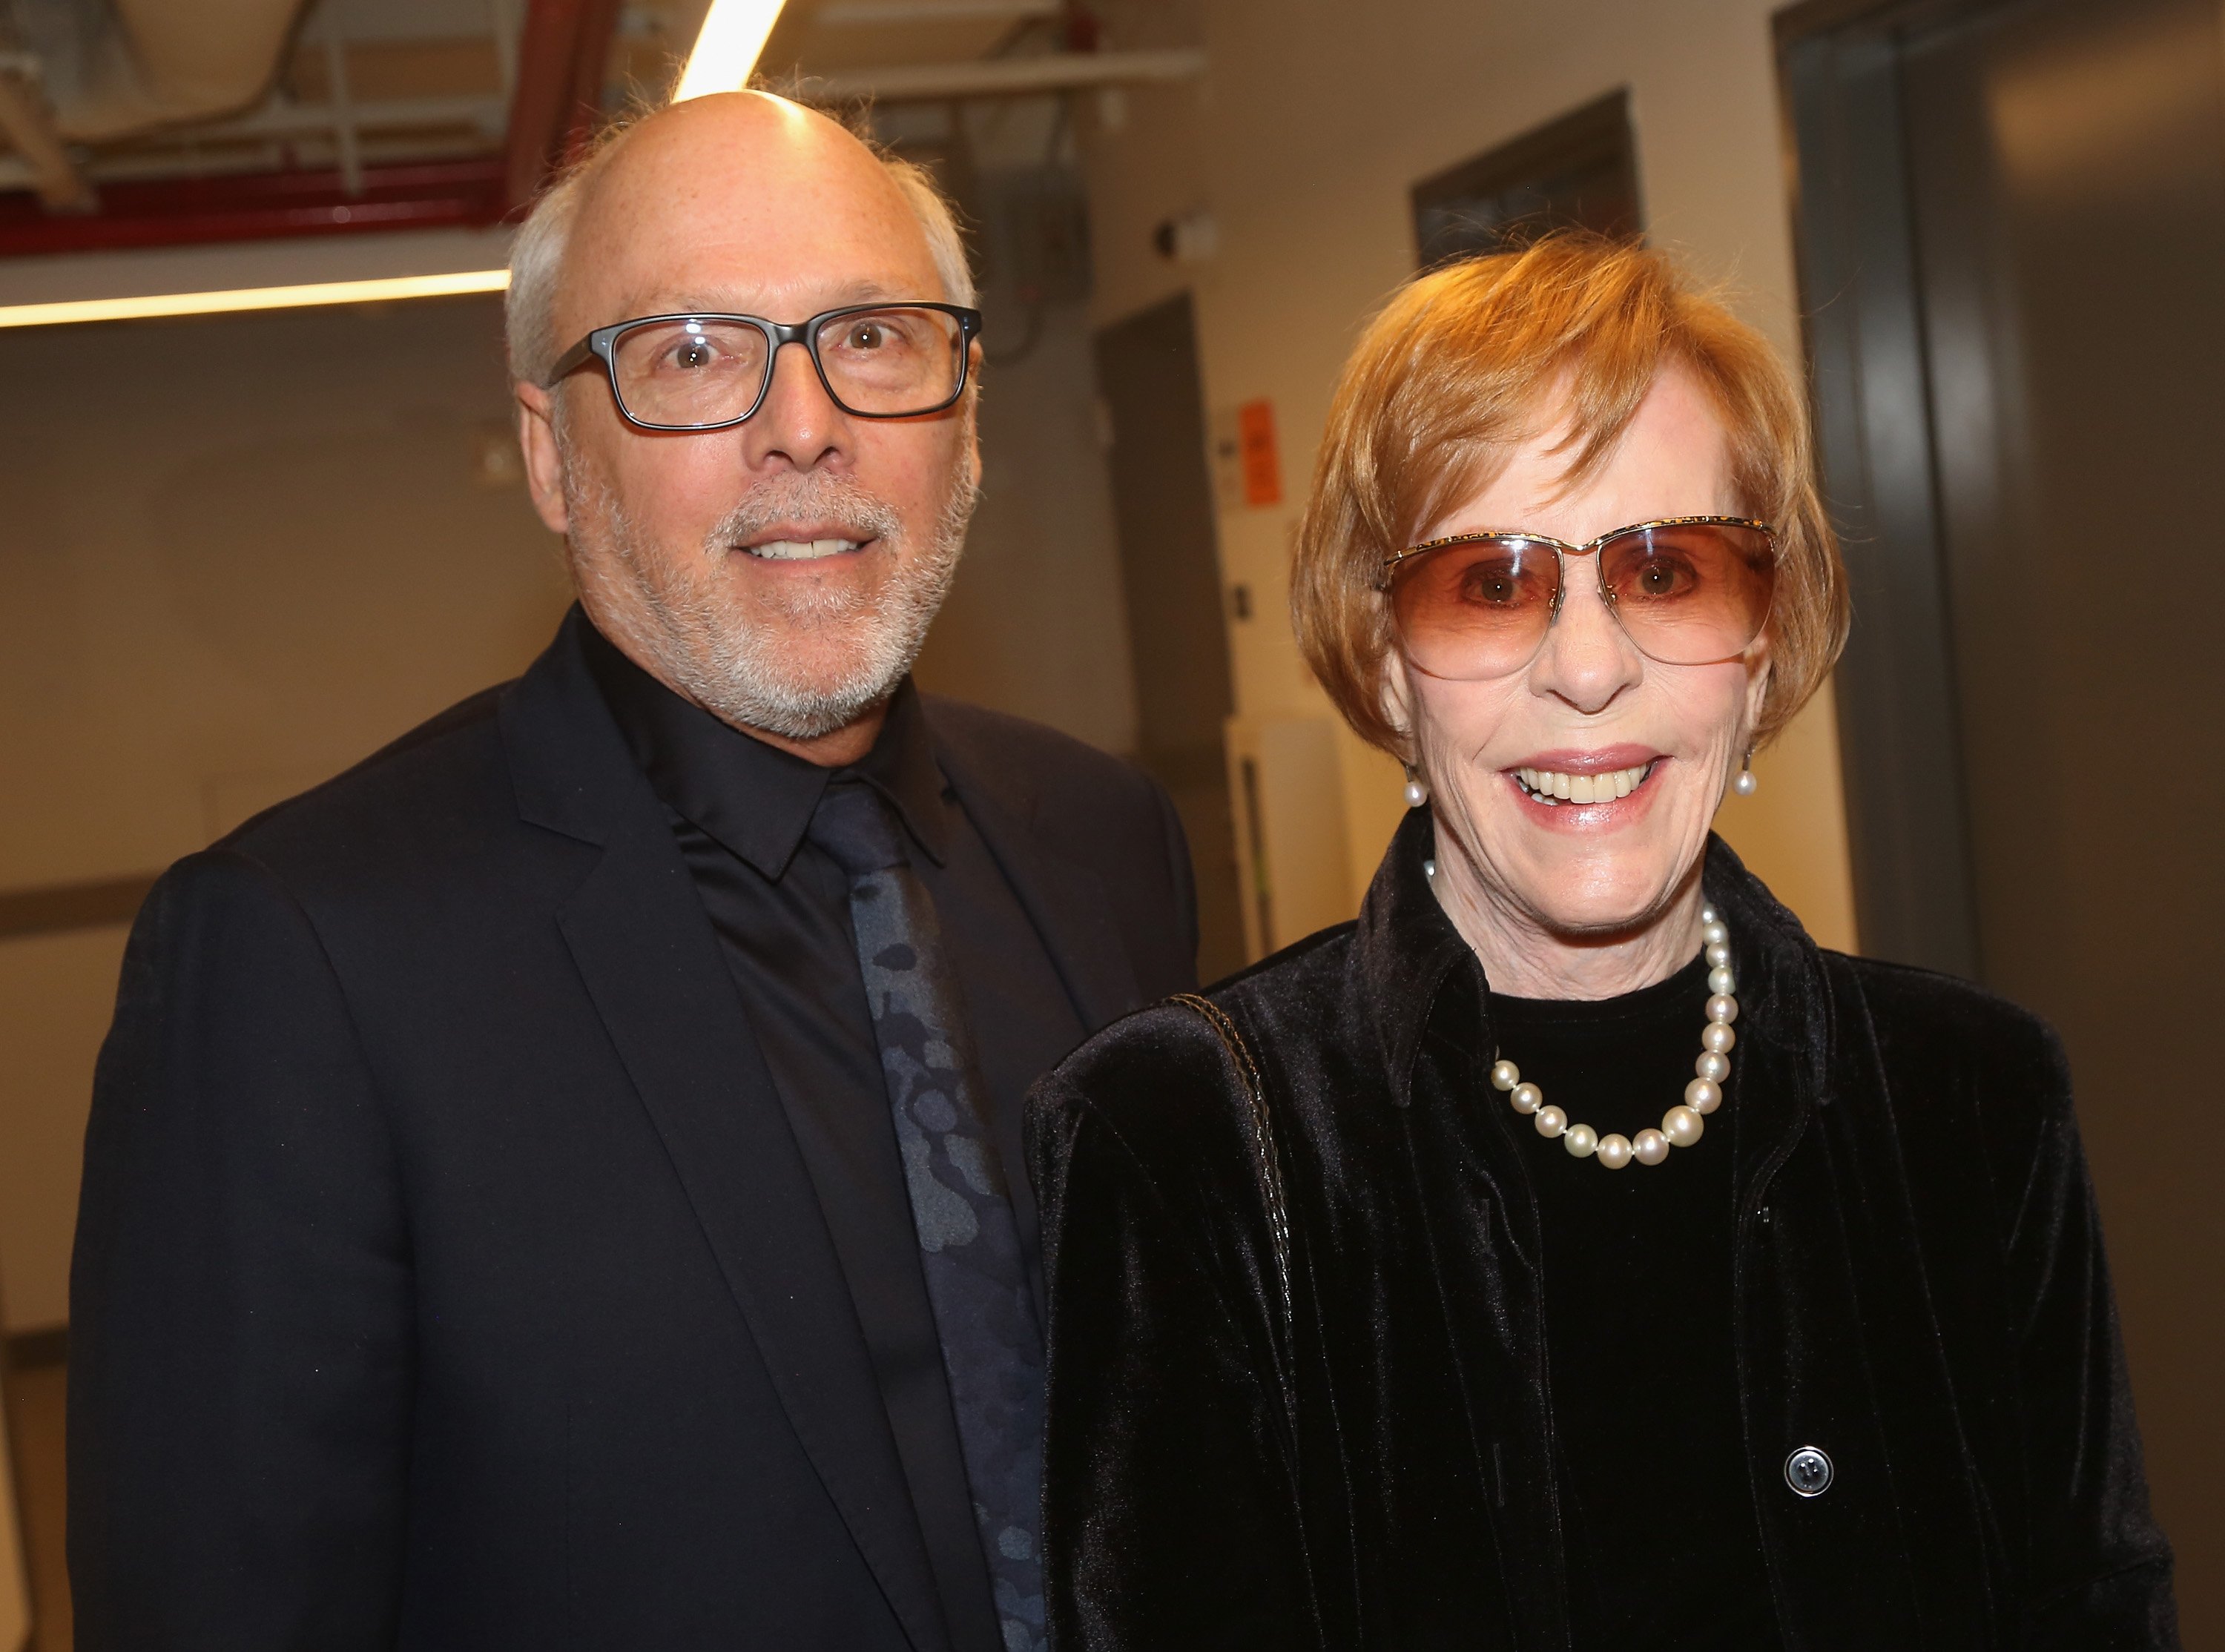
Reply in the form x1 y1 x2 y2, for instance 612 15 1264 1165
1225 713 1354 954
1721 678 1858 949
0 294 573 893
1083 0 1859 951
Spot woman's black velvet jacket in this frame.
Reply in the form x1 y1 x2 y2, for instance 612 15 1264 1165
1024 810 2176 1650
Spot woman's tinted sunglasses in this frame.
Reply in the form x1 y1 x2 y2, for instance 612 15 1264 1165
1380 516 1777 680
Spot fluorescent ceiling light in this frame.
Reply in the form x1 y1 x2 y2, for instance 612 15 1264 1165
0 268 511 329
673 0 790 102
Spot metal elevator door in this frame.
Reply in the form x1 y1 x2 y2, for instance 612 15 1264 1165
1791 0 2225 1624
1907 0 2225 1028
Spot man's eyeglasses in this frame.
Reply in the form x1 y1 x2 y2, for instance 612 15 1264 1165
1380 516 1778 679
546 303 983 431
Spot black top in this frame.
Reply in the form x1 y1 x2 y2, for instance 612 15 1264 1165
1491 952 1780 1650
1027 809 2177 1650
583 623 1083 1652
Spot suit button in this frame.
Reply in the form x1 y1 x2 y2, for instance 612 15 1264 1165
1784 1445 1834 1497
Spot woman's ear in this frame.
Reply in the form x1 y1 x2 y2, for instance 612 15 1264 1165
1742 638 1774 739
1378 651 1418 761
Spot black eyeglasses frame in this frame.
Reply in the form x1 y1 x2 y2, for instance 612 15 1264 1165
544 302 984 431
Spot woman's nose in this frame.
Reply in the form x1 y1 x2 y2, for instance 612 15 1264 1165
1529 554 1644 713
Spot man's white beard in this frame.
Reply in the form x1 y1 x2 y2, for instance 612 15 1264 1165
565 460 977 741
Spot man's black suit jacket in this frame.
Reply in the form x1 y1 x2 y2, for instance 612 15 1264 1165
67 616 1199 1651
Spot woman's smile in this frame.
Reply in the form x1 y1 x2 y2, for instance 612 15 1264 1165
1503 742 1668 827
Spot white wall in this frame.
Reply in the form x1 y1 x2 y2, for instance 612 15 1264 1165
1078 0 1859 950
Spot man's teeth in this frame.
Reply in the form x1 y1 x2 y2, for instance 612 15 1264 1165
747 538 862 561
1516 762 1654 804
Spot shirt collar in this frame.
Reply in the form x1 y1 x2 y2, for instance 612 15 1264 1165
844 676 953 867
578 615 951 879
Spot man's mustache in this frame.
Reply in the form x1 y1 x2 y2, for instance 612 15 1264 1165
708 475 906 552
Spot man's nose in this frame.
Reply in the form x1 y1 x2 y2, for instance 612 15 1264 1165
736 339 848 472
1529 553 1644 713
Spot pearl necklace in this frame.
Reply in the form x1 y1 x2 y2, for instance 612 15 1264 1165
1487 905 1741 1170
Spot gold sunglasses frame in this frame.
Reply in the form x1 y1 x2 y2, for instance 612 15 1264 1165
1377 514 1779 592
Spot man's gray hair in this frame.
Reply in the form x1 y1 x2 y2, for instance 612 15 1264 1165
505 106 976 389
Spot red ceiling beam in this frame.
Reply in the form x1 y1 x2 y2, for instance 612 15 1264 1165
504 0 627 209
0 0 620 258
0 159 509 257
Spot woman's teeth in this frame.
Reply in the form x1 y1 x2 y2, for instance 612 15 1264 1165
1515 761 1654 804
748 538 862 561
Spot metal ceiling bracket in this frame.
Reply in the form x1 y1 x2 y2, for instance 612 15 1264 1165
0 62 95 214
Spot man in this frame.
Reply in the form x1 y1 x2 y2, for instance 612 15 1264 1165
69 93 1196 1652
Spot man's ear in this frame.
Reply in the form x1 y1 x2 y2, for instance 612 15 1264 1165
964 346 984 494
515 382 571 537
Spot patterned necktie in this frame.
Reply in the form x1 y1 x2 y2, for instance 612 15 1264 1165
808 780 1046 1652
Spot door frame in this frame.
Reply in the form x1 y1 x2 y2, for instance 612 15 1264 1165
1772 0 2019 974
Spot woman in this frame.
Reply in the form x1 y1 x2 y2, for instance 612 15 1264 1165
1024 238 2176 1650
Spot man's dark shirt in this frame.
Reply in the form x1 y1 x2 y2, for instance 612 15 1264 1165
584 624 1079 1651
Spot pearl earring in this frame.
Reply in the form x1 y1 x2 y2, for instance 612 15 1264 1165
1733 750 1758 797
1402 764 1429 808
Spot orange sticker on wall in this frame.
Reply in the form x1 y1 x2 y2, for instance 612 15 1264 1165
1237 398 1282 506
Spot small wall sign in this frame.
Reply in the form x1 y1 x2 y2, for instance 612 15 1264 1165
1236 397 1282 507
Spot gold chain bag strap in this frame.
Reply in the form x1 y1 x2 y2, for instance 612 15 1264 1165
1169 993 1296 1422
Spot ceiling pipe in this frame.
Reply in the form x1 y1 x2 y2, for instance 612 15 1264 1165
802 46 1204 103
817 0 1058 22
55 0 312 144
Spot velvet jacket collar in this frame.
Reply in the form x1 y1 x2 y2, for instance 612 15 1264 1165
1352 805 1823 1117
1032 802 2174 1649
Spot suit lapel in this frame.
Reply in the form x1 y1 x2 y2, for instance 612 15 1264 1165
932 736 1143 1033
513 625 951 1652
